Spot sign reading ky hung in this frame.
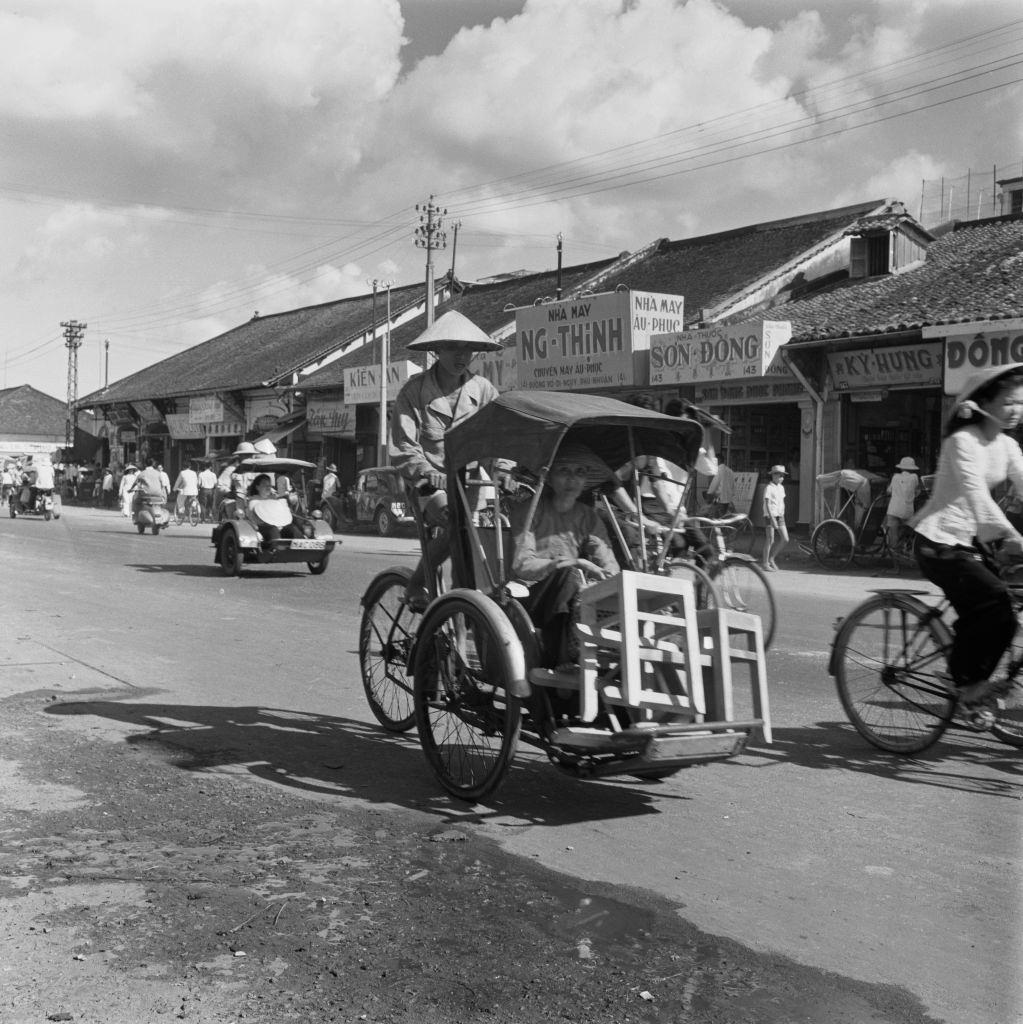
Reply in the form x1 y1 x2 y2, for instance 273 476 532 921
514 290 684 391
649 321 791 385
827 342 942 390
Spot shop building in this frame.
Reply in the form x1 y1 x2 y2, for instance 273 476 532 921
748 213 1023 521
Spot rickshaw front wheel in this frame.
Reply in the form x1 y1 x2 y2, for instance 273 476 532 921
812 519 856 570
414 591 523 801
359 567 419 732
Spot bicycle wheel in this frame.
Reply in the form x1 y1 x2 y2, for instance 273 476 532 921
832 593 954 753
187 499 201 527
708 556 776 649
724 515 756 556
414 591 522 801
359 567 419 732
812 519 855 569
665 558 720 611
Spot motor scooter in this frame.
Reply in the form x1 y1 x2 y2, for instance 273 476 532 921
132 492 171 535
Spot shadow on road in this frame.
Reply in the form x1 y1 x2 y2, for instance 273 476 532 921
45 697 682 825
741 721 1023 797
127 563 315 579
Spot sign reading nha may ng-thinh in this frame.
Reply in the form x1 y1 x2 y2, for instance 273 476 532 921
513 290 684 391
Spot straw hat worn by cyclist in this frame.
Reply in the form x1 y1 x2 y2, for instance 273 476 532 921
389 310 510 611
911 362 1023 704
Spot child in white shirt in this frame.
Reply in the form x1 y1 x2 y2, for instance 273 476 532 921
762 465 788 571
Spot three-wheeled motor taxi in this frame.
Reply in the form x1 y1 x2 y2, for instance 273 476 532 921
211 456 341 576
359 391 772 800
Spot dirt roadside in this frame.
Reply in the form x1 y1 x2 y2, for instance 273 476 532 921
0 675 946 1024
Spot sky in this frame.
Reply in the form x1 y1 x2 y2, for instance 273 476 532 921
2 0 1022 400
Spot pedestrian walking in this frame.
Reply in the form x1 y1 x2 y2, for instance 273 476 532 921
197 462 217 520
118 464 139 517
101 466 115 508
762 464 789 570
885 456 922 548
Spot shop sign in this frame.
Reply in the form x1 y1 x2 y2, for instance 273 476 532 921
0 441 60 455
649 321 791 385
120 429 137 442
245 395 290 430
827 342 941 390
189 395 225 424
472 342 518 393
202 420 244 437
306 397 356 439
923 319 1023 394
694 378 805 404
345 360 418 405
165 414 205 440
514 290 684 392
109 402 136 426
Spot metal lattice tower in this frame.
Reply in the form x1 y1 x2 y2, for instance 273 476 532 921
61 320 87 451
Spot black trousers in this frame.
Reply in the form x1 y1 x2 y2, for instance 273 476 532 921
523 567 582 666
915 537 1017 685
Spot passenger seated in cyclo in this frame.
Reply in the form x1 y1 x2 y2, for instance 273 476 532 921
389 310 513 611
510 442 620 671
246 473 302 544
603 443 720 567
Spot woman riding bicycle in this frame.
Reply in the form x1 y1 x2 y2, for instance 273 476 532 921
911 362 1023 705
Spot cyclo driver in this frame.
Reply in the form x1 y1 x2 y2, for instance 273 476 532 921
389 310 513 611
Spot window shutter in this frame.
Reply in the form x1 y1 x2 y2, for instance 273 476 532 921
849 237 868 278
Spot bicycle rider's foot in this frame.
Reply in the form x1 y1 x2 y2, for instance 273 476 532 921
955 677 998 705
761 562 775 572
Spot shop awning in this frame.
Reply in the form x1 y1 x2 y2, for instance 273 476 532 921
253 409 306 446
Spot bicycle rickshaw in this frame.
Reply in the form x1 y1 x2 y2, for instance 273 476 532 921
810 468 913 570
359 391 772 800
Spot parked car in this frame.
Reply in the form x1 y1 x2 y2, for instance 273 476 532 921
327 467 415 537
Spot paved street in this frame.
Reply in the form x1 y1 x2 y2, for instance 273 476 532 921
2 504 1020 1023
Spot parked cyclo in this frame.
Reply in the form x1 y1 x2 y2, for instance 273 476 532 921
359 391 772 800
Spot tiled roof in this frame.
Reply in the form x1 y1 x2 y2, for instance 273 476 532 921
302 202 889 387
83 199 897 405
0 384 67 436
80 283 426 406
298 258 619 388
759 215 1023 342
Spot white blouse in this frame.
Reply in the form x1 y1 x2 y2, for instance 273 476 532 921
911 426 1023 547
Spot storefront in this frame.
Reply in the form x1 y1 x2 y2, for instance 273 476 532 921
343 359 419 475
189 395 245 460
305 394 357 483
826 340 944 477
649 320 808 524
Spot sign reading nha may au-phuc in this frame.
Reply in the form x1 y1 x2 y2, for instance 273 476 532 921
513 290 684 391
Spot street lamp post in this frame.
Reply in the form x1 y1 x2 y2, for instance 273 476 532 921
379 280 393 466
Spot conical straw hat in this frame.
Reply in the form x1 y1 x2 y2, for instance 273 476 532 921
405 310 503 352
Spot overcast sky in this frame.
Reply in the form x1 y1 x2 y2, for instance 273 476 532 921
2 0 1021 399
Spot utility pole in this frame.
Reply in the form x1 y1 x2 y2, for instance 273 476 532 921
378 280 394 467
104 339 109 388
414 195 447 327
61 319 87 452
556 233 564 299
449 220 462 283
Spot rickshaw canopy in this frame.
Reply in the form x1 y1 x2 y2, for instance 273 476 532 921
444 391 704 477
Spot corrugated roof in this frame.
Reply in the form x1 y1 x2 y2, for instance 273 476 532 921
757 215 1023 342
